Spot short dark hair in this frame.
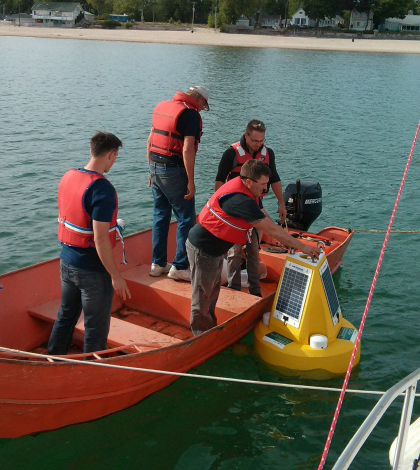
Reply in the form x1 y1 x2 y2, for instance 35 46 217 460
240 159 271 180
246 119 266 133
90 132 122 157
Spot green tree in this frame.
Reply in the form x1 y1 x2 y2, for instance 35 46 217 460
5 0 32 14
113 0 137 16
219 0 259 25
287 0 300 18
208 10 215 26
302 0 341 24
88 0 113 16
264 0 288 17
257 0 263 26
371 0 416 26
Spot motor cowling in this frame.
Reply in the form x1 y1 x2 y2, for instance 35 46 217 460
283 180 322 231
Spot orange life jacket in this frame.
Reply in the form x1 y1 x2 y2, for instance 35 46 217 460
198 177 259 244
227 140 269 180
57 169 118 248
149 91 203 157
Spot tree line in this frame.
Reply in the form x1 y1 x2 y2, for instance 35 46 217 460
3 0 418 28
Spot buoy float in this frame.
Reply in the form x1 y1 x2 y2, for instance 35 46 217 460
254 248 360 375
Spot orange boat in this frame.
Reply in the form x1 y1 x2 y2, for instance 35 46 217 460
0 223 353 438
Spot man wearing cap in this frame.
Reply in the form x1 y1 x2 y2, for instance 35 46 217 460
215 119 286 297
186 159 319 336
147 85 210 281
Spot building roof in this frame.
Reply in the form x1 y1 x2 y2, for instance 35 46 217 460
8 13 32 18
31 2 81 12
262 15 281 21
386 14 420 26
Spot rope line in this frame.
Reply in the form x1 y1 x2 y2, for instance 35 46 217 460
318 121 420 470
353 229 420 233
1 346 419 397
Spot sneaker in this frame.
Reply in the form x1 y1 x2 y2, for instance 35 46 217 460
149 263 172 277
167 265 191 282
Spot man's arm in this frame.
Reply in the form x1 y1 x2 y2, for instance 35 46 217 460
183 135 196 200
252 216 320 260
93 220 131 300
146 129 152 163
271 181 287 223
215 148 236 191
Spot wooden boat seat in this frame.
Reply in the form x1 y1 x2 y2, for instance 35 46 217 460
28 299 182 349
122 264 264 328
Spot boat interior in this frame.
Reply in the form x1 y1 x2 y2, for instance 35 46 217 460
0 226 277 360
0 224 351 361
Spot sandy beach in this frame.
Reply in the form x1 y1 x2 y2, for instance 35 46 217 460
1 21 420 53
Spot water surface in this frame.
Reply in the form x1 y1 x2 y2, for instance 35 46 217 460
1 36 420 469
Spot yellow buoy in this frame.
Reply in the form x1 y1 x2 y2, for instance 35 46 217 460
254 250 360 375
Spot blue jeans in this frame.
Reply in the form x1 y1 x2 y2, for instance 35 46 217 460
48 260 114 355
150 163 195 270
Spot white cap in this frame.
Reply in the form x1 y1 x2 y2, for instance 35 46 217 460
309 334 328 349
188 85 210 110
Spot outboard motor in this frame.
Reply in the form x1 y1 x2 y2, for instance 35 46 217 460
283 180 322 231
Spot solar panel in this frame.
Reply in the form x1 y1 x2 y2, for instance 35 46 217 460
320 260 341 325
273 261 312 328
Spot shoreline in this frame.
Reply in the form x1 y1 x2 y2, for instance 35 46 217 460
1 23 420 53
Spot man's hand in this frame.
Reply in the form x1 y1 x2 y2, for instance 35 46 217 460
184 181 196 200
300 244 320 262
278 202 287 224
112 274 131 301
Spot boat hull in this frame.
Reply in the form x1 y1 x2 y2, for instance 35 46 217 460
0 298 268 437
0 224 352 437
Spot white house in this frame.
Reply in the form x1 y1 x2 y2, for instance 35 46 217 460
318 15 344 28
291 8 344 28
31 2 84 27
236 14 250 27
349 11 373 30
383 14 420 31
261 15 281 29
292 8 313 27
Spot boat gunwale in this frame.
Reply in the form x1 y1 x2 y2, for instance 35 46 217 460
0 295 267 365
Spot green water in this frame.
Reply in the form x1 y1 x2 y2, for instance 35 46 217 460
1 36 420 469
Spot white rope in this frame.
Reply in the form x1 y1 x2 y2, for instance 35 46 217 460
1 346 419 397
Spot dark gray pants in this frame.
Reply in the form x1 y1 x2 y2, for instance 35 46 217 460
186 239 224 336
227 228 261 296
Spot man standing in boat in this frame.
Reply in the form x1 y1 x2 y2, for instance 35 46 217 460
48 132 131 355
147 86 210 282
215 119 287 297
186 159 319 336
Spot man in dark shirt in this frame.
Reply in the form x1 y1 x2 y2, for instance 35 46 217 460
214 119 287 296
147 86 210 282
48 132 131 355
187 160 320 336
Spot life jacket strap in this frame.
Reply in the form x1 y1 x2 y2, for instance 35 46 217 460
58 219 128 265
206 202 249 232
